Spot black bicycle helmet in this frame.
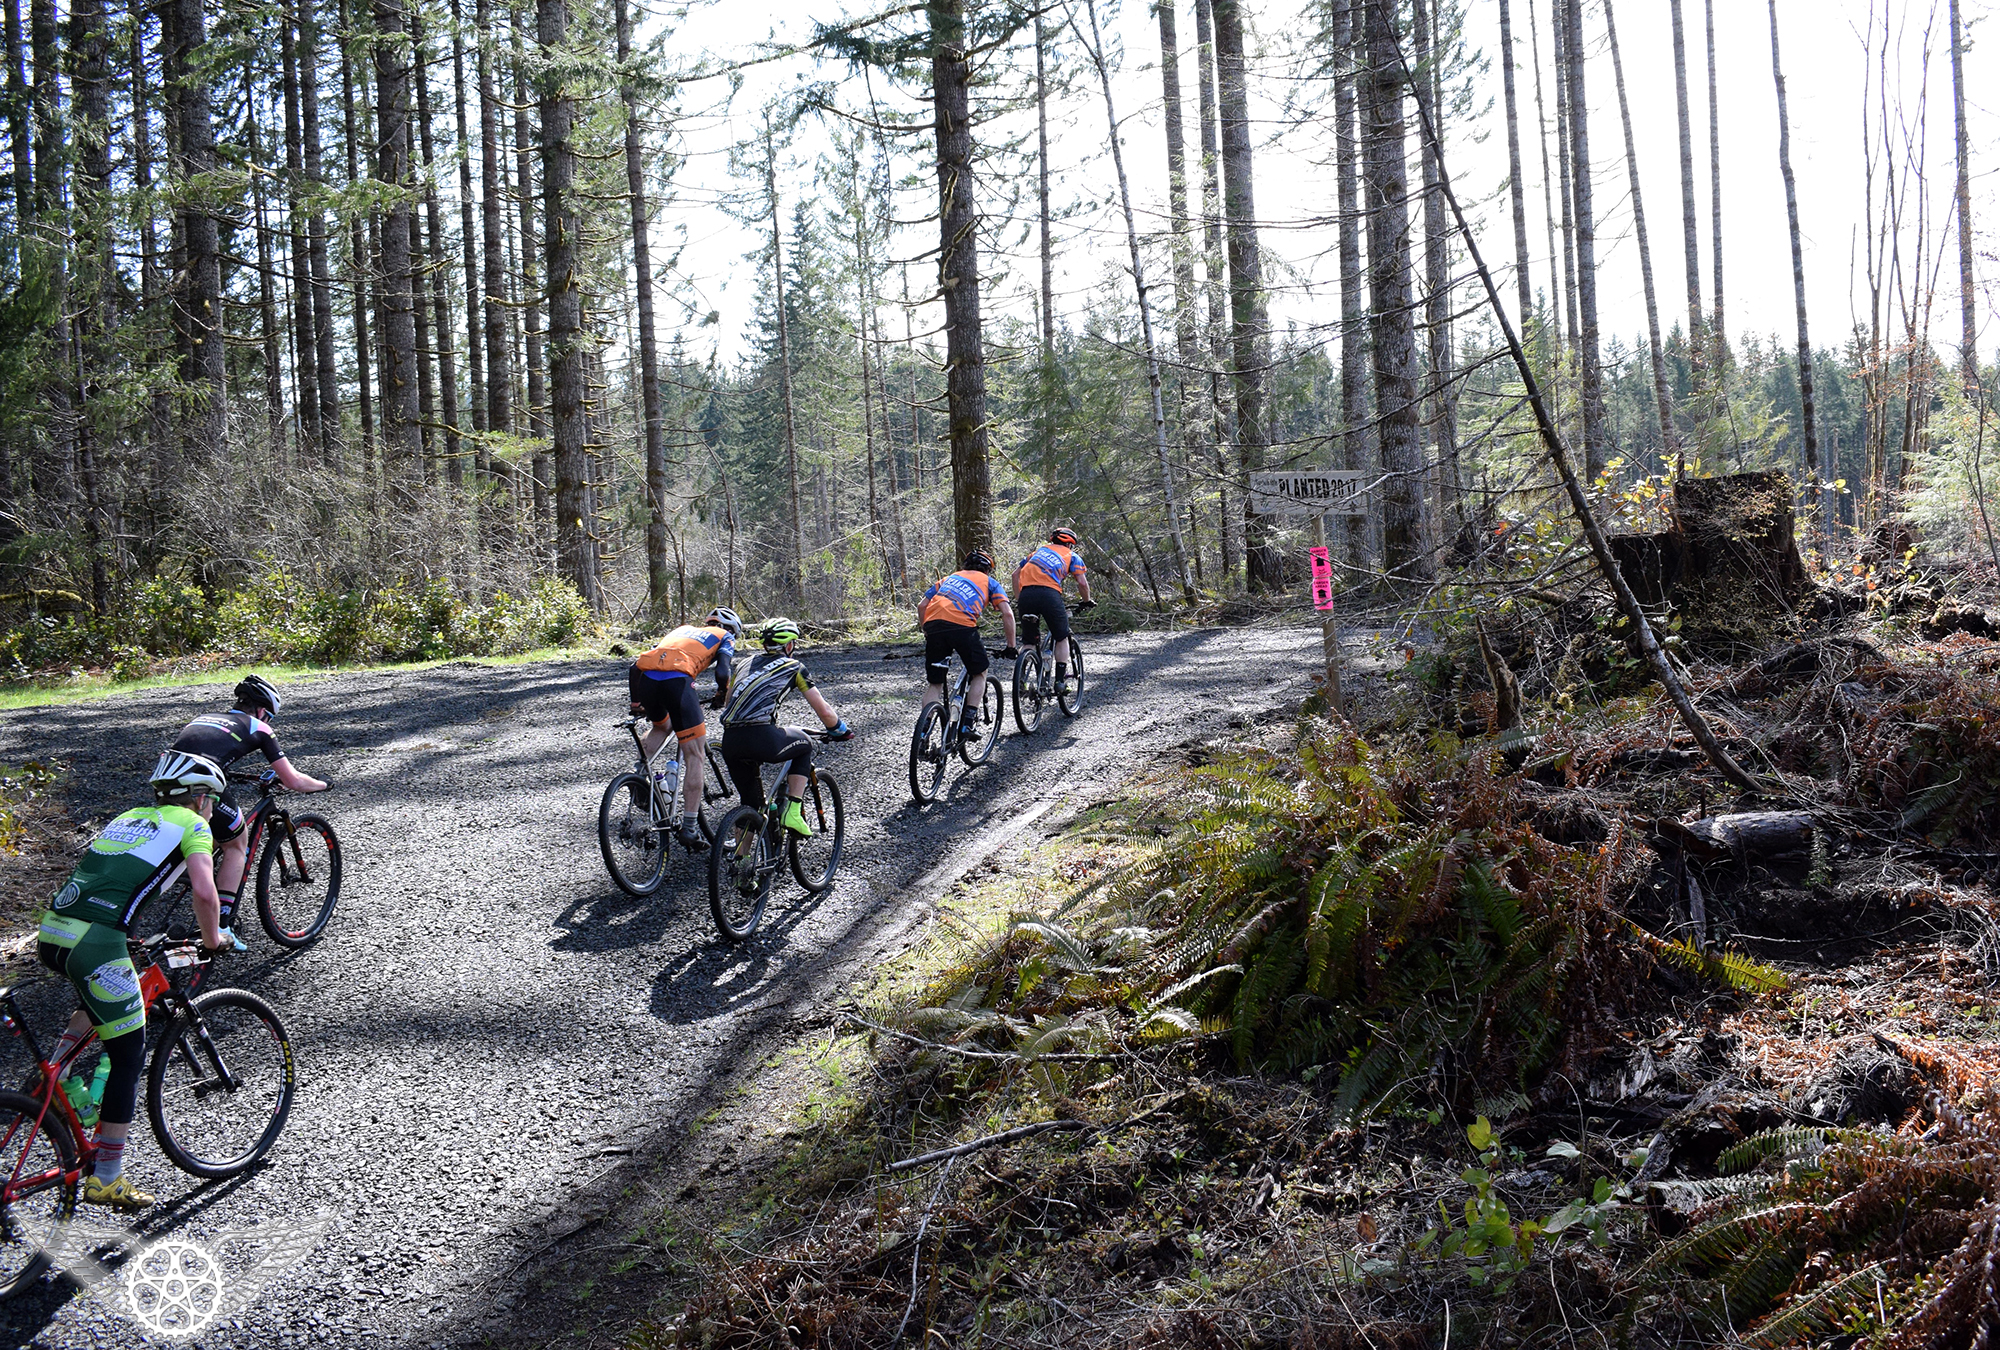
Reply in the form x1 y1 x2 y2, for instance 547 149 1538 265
233 674 282 716
962 549 995 574
1049 527 1079 547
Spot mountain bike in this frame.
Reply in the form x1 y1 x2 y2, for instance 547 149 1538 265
707 730 848 942
1012 606 1089 733
598 719 734 898
127 771 342 952
0 935 297 1297
908 650 1005 805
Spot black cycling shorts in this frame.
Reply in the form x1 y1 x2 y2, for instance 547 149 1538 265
720 722 813 809
1015 584 1071 651
923 619 988 686
629 668 706 743
210 784 249 844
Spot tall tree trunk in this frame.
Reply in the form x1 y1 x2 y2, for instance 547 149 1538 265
1193 0 1238 579
70 0 109 610
1413 0 1461 539
1080 0 1193 604
617 0 668 606
341 0 374 482
930 0 992 562
1159 0 1206 585
852 198 894 598
1669 0 1703 400
512 5 548 538
166 0 224 459
3 0 27 217
476 0 510 455
1527 0 1562 351
537 0 595 604
764 122 807 602
1604 0 1678 464
1034 10 1055 495
1768 0 1822 532
27 0 57 214
1551 0 1578 355
1214 0 1275 590
130 19 168 539
1704 0 1726 370
1498 0 1532 326
414 11 462 488
372 0 420 494
280 13 321 455
1951 0 1978 390
1334 0 1367 575
300 0 340 467
451 0 484 449
1363 0 1426 581
1563 0 1605 479
246 84 286 456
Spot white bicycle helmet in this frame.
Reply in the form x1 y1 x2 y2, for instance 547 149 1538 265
703 607 744 639
150 751 228 802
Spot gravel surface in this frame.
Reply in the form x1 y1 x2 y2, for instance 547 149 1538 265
0 624 1320 1347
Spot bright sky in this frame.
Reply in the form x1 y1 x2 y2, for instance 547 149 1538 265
641 0 1999 373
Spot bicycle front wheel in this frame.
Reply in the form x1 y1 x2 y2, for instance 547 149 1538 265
788 771 846 893
256 813 343 947
147 990 296 1179
599 774 667 897
1012 649 1045 734
1058 641 1085 717
709 805 775 942
909 704 949 804
0 1089 77 1299
961 677 1003 766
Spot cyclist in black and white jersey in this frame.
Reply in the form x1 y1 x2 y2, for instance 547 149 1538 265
166 675 328 948
718 617 852 838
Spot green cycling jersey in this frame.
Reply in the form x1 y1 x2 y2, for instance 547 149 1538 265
45 805 213 935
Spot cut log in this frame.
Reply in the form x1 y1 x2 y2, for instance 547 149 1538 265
1649 811 1816 863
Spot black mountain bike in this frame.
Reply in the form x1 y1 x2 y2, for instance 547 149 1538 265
707 731 848 942
129 771 342 950
908 650 1004 804
598 719 734 897
1012 608 1088 733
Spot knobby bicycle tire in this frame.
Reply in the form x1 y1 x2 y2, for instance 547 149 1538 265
1058 641 1085 717
788 771 845 894
599 773 667 897
0 1088 77 1299
709 805 774 941
256 812 342 947
147 989 295 1179
909 704 949 804
1012 648 1045 734
961 678 1003 766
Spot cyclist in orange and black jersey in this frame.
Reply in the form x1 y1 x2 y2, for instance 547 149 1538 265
629 607 741 849
1012 528 1094 694
917 549 1017 740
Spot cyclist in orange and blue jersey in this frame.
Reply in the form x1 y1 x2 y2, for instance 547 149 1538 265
1012 527 1095 696
918 550 1017 741
629 607 741 849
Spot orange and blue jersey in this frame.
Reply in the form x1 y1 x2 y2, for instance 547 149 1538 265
635 624 735 686
1014 543 1086 594
920 571 1006 627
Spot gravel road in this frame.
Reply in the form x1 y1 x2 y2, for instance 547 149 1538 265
0 623 1321 1348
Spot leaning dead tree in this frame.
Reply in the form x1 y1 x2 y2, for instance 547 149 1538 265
1398 42 1759 794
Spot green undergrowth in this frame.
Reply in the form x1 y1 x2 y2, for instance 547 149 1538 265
643 716 1793 1348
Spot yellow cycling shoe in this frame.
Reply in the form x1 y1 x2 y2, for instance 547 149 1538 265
81 1174 156 1211
780 799 812 838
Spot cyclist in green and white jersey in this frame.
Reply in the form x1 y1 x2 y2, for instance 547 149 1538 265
719 617 852 838
37 752 232 1211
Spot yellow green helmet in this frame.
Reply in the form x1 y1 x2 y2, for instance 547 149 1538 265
761 616 802 647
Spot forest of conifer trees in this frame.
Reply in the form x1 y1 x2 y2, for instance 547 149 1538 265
0 0 1989 680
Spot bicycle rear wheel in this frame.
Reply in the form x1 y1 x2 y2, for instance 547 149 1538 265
256 813 342 947
1057 640 1085 717
961 677 1003 766
788 771 846 894
909 704 949 804
1012 649 1045 734
147 990 295 1179
599 773 667 897
0 1089 76 1299
709 805 775 942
